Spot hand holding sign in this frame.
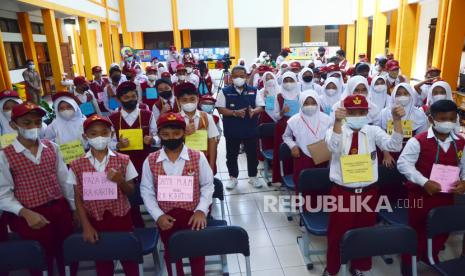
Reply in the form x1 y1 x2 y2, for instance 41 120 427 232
391 105 405 121
424 180 442 195
118 134 130 149
451 180 465 195
107 166 125 185
185 118 196 135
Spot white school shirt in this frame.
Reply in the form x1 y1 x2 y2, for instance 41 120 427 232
67 148 138 186
180 110 220 139
216 86 265 108
74 90 102 115
171 74 200 88
283 113 331 157
151 95 177 122
397 127 465 187
0 139 75 215
140 145 214 222
325 124 403 187
113 107 160 147
103 81 123 112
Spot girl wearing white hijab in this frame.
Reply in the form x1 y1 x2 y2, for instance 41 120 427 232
276 61 289 85
369 75 390 111
45 94 86 148
257 72 280 123
0 91 22 136
298 68 318 91
424 81 460 133
319 77 343 116
283 89 331 187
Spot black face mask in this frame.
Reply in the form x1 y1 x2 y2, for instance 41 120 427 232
161 137 184 150
82 85 90 91
302 76 313 83
112 75 121 83
159 90 173 100
121 100 137 111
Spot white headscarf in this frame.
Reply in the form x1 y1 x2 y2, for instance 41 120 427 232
319 77 343 113
426 81 453 106
369 75 390 110
47 96 86 144
279 72 301 100
298 68 315 91
299 90 323 126
258 71 280 122
0 97 22 135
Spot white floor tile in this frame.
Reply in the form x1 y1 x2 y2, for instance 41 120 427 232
238 246 281 271
229 212 266 231
282 264 325 276
269 226 303 246
227 199 259 215
275 244 306 268
262 212 294 229
247 229 273 248
248 268 285 276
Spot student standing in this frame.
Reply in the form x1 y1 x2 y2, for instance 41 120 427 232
0 90 22 137
103 67 125 113
73 76 101 116
152 78 180 121
140 66 159 111
89 66 109 112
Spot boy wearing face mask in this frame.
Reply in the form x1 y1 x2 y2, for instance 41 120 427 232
176 83 219 171
140 66 159 111
199 95 222 138
0 103 77 276
89 66 110 113
183 60 199 88
73 76 102 116
103 66 125 112
140 112 214 276
0 90 22 138
152 78 180 121
69 115 139 276
323 95 404 276
385 59 408 94
397 100 465 275
172 64 189 87
109 81 158 227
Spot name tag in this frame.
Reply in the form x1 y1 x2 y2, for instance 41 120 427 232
83 172 118 201
0 132 17 149
80 101 96 116
430 164 460 193
146 87 158 100
387 120 412 138
265 96 275 111
109 97 120 110
119 129 144 151
60 140 85 164
185 129 208 151
340 154 373 184
157 175 194 202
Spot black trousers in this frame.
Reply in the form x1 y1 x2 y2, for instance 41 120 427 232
225 137 258 178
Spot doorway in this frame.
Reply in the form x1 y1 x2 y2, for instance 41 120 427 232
257 28 282 58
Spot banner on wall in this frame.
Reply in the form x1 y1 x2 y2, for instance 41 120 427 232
124 47 230 62
289 44 340 60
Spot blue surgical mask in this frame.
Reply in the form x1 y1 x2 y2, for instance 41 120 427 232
345 116 368 130
201 104 214 113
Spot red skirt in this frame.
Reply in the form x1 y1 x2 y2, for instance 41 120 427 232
257 112 274 161
272 117 292 183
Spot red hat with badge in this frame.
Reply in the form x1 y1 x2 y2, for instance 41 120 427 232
161 72 172 79
326 63 340 73
51 91 80 103
116 81 137 96
11 102 46 120
200 95 216 103
157 112 186 130
344 95 369 110
92 66 102 73
73 76 88 86
386 59 400 71
83 114 113 132
257 64 272 73
0 89 20 100
289 61 301 69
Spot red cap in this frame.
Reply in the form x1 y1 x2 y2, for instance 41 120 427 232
161 72 171 79
386 59 400 71
426 66 441 74
289 61 301 69
343 95 369 110
11 102 46 120
116 81 137 96
326 64 340 73
125 68 137 76
282 47 292 53
174 82 197 97
346 66 356 76
145 66 157 73
73 76 88 86
200 95 216 103
157 112 186 130
51 91 80 103
176 64 186 71
169 45 177 51
0 89 19 100
83 114 113 132
92 66 102 73
257 65 272 73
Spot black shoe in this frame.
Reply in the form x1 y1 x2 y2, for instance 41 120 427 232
350 268 365 276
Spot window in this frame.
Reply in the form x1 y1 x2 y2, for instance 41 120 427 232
325 29 340 46
190 29 228 48
31 23 45 34
0 18 20 33
4 42 26 70
143 32 174 49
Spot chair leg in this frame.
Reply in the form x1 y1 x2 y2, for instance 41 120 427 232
427 238 435 265
380 254 394 264
245 256 252 276
221 254 229 275
65 266 70 276
138 264 144 276
220 200 226 220
171 263 178 276
411 256 418 276
42 271 48 276
152 250 162 276
297 233 314 270
341 264 348 276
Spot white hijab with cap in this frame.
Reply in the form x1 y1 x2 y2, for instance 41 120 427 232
299 89 325 126
369 75 390 110
45 96 86 144
258 71 280 122
319 77 343 113
426 81 453 106
0 97 22 135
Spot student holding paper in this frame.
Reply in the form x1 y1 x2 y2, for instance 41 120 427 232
140 66 159 111
175 82 219 171
69 114 139 276
140 112 214 276
323 95 404 276
0 90 22 147
109 81 158 227
73 76 101 116
89 66 109 113
271 71 300 184
103 66 125 113
152 78 180 122
397 100 465 275
0 103 77 276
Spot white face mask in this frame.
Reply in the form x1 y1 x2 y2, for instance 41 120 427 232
233 77 246 87
345 116 368 130
283 82 297 91
265 79 275 89
373 85 387 93
326 89 337 96
87 136 112 150
147 74 157 81
28 64 35 70
182 102 197 113
302 105 318 116
433 94 447 102
186 67 193 74
59 109 75 120
433 121 456 134
18 126 40 141
135 68 142 74
178 75 186 81
4 110 12 121
395 95 410 107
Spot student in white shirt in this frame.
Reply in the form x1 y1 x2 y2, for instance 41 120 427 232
368 75 390 111
319 77 343 116
323 94 404 276
140 112 214 276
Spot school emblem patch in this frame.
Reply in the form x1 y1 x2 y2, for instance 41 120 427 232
458 150 463 160
353 96 361 105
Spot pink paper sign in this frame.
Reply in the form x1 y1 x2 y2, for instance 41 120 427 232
83 172 118 200
430 164 460 193
157 175 194 202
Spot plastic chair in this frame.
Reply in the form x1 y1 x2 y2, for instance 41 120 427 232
279 143 295 221
340 225 418 276
427 205 465 275
0 240 48 275
377 166 408 226
297 168 332 270
168 226 251 276
258 122 275 185
63 232 144 276
213 177 226 220
133 227 163 274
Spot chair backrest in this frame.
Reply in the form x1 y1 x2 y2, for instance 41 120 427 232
279 143 292 161
427 205 465 238
213 177 224 201
298 168 332 193
0 240 47 271
340 225 417 264
63 232 143 265
258 123 275 139
377 166 406 188
168 226 250 263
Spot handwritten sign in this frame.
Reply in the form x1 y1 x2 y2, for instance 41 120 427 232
119 128 143 151
146 87 158 100
185 130 208 151
284 99 299 117
109 97 120 110
430 164 460 193
387 120 412 138
83 172 118 200
340 154 373 184
0 132 17 149
80 101 96 116
97 92 104 102
157 175 194 202
265 96 275 111
60 140 85 164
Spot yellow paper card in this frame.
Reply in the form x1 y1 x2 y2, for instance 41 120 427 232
119 128 143 151
340 154 373 184
387 120 412 138
185 130 208 151
0 133 17 149
60 140 85 164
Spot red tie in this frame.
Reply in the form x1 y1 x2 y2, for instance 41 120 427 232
349 131 359 155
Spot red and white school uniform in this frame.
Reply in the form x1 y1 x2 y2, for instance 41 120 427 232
325 124 403 274
152 96 180 122
69 150 139 276
73 90 101 116
397 128 465 265
140 146 214 276
140 80 158 111
0 139 75 276
90 78 109 112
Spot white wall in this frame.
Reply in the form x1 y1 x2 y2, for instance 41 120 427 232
44 0 106 18
290 0 356 26
239 28 258 67
125 0 173 32
310 26 326 42
178 0 228 30
10 69 26 84
234 0 283 28
88 22 107 73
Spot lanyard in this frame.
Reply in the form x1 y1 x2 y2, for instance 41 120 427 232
300 115 320 138
434 135 459 164
119 110 142 130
